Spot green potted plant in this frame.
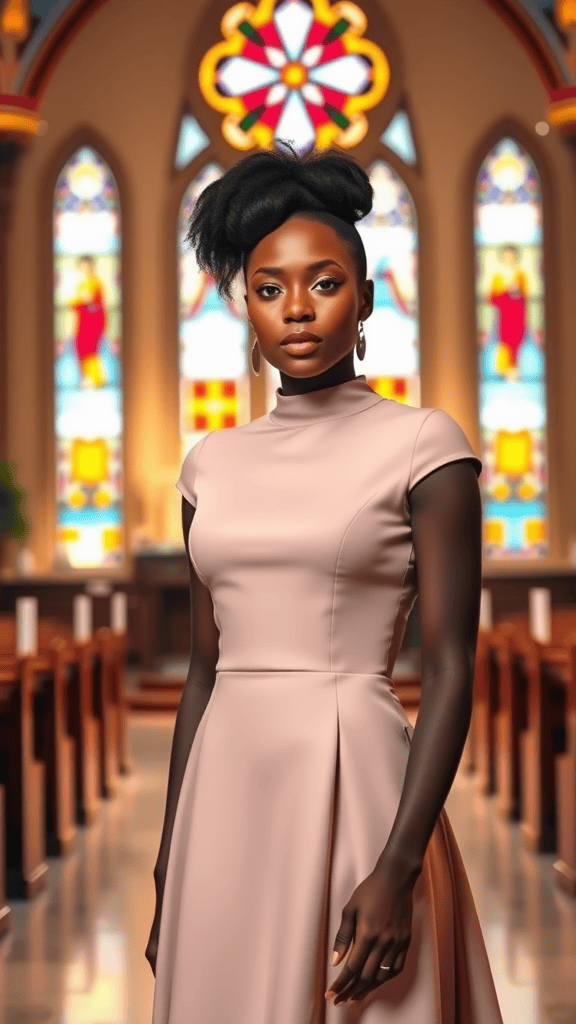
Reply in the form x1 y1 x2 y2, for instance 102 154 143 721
0 459 30 576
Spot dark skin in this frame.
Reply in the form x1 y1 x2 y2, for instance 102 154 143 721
147 215 483 1008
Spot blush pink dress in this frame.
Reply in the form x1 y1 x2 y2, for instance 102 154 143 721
152 374 503 1024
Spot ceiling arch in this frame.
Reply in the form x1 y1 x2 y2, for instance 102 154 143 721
16 0 571 100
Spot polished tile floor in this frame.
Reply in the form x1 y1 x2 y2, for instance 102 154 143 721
1 711 575 1024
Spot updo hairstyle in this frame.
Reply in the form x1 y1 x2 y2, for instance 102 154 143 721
185 142 373 300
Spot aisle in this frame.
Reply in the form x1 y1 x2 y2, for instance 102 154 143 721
0 714 575 1024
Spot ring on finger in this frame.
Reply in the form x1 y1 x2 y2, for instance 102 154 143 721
340 963 391 1004
349 962 392 1002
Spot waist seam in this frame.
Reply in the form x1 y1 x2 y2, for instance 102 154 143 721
216 669 395 680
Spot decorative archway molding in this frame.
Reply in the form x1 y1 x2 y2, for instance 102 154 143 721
16 0 571 104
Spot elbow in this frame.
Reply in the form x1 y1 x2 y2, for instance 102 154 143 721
420 653 475 701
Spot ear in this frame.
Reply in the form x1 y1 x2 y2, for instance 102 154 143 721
360 279 374 321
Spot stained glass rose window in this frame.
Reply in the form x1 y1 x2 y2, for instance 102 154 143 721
199 0 390 152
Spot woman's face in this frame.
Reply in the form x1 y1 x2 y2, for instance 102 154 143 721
244 215 373 387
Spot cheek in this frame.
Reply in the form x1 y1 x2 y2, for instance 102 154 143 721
250 304 279 332
321 293 357 330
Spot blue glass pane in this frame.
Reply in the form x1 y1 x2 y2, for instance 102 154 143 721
175 113 210 170
380 110 417 166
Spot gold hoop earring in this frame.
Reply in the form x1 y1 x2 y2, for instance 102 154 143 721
356 320 366 361
251 339 260 376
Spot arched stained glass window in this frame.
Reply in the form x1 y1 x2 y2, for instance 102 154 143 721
265 158 420 406
474 137 549 559
177 163 249 456
357 160 419 405
53 146 124 568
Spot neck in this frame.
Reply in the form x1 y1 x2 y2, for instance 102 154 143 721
278 353 357 396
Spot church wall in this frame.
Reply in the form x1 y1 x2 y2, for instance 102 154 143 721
6 0 576 572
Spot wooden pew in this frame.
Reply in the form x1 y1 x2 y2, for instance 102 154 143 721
1 618 78 852
107 629 130 776
516 640 576 895
472 630 498 794
0 784 11 934
0 658 48 898
490 617 572 859
0 615 100 829
512 633 576 896
37 620 103 819
34 618 128 801
497 611 576 858
38 620 129 797
513 631 564 854
475 622 528 821
90 627 119 798
549 643 576 895
476 611 576 895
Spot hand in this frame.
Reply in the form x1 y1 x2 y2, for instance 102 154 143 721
325 861 416 1005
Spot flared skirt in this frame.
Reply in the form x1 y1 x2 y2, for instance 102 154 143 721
152 670 503 1024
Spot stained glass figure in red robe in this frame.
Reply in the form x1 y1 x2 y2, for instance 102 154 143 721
70 255 108 388
489 244 528 381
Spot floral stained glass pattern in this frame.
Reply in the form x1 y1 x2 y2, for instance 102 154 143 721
199 0 390 153
178 163 250 457
475 137 549 559
53 146 124 568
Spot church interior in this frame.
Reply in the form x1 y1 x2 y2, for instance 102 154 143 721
1 0 576 1019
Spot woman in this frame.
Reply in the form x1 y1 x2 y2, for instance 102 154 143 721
148 143 504 1023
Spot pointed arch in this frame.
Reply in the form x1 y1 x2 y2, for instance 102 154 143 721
473 134 550 559
177 162 250 457
52 143 124 568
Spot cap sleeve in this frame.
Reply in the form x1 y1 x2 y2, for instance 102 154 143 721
176 433 211 508
408 408 482 493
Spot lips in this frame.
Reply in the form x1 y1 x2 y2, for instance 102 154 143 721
282 334 321 346
281 339 321 355
281 331 322 355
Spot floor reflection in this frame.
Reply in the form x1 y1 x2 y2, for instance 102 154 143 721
0 714 575 1023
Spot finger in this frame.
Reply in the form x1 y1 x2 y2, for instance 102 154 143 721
326 937 369 1001
331 906 356 966
391 948 407 974
331 939 377 1005
345 940 395 1003
351 944 408 1002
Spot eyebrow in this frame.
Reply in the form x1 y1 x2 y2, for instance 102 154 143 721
251 258 344 279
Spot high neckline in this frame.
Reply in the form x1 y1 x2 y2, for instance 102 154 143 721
268 374 384 426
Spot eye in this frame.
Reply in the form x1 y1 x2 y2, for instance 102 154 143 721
257 284 281 298
314 277 341 291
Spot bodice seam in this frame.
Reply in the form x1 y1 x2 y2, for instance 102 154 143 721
383 541 416 677
328 485 383 674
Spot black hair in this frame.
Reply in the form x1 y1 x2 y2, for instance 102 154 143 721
184 141 373 299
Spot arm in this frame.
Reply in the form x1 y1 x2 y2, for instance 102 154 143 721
375 457 483 881
146 494 220 972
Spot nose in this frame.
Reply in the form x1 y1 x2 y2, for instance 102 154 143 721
283 286 314 323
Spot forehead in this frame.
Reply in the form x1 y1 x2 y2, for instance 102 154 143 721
247 215 355 271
